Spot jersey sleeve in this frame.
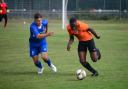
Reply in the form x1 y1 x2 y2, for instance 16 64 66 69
42 19 48 27
30 26 40 37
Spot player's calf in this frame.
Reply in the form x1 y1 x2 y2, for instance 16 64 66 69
44 58 57 72
96 48 101 60
90 52 98 62
80 60 98 76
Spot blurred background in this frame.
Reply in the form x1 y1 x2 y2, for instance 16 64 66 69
5 0 128 20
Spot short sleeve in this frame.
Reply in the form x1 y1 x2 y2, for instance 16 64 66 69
42 19 48 27
30 26 39 37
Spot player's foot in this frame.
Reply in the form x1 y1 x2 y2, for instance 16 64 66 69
92 71 99 76
50 64 57 72
37 67 44 74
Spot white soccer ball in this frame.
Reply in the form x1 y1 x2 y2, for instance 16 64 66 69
23 21 26 24
76 69 86 80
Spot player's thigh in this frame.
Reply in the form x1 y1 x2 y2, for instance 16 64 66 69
41 52 48 60
29 46 39 57
87 39 98 61
78 41 87 62
78 41 87 52
87 39 97 52
39 43 48 53
3 14 7 21
32 55 39 63
40 44 48 60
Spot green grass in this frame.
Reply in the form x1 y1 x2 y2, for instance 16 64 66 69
0 20 128 89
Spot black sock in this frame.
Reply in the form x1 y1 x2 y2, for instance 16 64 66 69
34 60 42 69
80 62 97 74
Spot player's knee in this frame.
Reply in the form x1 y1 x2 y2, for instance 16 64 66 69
33 59 38 64
79 59 87 65
42 56 48 61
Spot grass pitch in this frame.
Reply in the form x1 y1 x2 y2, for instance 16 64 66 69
0 20 128 89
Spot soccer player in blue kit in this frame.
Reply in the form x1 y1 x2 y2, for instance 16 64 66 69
29 13 57 74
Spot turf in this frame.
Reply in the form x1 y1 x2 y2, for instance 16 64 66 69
0 20 128 89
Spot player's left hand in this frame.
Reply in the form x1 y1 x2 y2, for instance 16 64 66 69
67 44 71 51
96 35 100 39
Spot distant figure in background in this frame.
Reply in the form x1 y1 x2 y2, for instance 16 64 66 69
66 17 101 76
29 13 57 74
0 0 8 28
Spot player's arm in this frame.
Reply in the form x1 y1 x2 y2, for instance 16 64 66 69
32 26 53 39
42 19 48 33
37 32 53 39
67 35 74 51
87 28 100 39
45 24 48 33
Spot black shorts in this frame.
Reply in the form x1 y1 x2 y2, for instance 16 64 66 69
78 39 97 52
0 14 7 22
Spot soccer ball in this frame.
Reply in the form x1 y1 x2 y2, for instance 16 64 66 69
76 69 86 80
23 21 26 24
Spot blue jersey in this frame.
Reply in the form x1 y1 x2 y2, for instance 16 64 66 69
29 19 48 46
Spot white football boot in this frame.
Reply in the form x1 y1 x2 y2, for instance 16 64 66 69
50 64 57 72
37 67 44 74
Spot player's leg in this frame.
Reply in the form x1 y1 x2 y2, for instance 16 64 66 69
88 39 101 62
41 52 57 72
40 44 57 72
78 41 98 76
3 14 8 28
96 48 101 60
0 14 3 27
0 14 2 22
32 56 44 74
30 46 43 74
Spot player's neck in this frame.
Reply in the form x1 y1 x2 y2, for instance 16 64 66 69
38 24 42 29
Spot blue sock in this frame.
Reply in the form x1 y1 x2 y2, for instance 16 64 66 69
35 60 42 69
45 59 51 66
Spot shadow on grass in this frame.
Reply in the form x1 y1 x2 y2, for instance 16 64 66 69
0 70 99 82
0 70 37 76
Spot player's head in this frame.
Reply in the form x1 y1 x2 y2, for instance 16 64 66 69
34 13 42 26
69 17 77 31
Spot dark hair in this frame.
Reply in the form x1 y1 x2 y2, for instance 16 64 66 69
69 17 77 25
34 13 42 19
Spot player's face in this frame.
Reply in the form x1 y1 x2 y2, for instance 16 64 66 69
70 21 77 31
35 18 42 26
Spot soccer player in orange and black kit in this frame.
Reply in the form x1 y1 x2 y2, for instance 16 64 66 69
0 0 8 28
67 17 101 76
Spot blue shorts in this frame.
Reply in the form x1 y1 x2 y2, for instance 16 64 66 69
29 43 48 57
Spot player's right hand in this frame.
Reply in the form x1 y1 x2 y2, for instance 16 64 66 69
47 32 54 36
